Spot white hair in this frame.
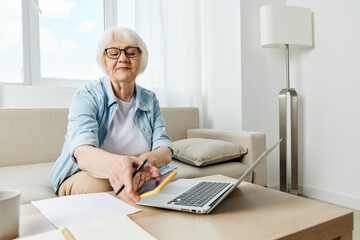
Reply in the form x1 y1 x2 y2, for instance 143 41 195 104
96 27 148 74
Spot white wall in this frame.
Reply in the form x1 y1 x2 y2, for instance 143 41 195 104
287 0 360 209
241 0 360 210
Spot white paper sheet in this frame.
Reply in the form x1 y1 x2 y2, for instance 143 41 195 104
21 213 156 240
31 193 140 228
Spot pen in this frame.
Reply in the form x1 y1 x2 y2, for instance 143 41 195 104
115 159 148 196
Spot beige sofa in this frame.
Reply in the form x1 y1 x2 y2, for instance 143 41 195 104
0 108 266 204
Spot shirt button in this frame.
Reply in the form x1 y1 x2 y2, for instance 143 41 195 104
105 126 108 130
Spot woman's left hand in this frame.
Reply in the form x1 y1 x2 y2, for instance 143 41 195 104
132 171 152 190
132 157 160 190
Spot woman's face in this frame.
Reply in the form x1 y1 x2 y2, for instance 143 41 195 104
104 35 141 85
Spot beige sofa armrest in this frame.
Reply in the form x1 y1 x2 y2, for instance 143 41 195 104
187 128 267 186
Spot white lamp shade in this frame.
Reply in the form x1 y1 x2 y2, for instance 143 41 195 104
260 5 313 48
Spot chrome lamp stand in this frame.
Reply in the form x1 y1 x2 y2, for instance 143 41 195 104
279 44 298 194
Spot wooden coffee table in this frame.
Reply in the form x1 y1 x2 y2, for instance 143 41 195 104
19 175 354 239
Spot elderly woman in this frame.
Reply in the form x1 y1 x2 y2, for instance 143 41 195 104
50 27 173 203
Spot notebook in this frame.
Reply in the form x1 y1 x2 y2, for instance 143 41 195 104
137 139 281 214
21 213 156 240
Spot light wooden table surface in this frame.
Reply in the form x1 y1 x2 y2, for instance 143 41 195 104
19 175 353 240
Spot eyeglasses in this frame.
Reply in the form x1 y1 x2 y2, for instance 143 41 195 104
104 47 141 59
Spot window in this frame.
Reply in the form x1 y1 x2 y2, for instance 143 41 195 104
38 0 104 81
0 0 135 87
0 0 23 83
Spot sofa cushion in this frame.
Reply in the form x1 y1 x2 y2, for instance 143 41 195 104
170 159 252 182
172 138 247 167
0 162 57 204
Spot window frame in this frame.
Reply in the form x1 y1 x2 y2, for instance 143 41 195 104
1 0 119 87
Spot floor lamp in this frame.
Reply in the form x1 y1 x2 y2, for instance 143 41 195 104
260 5 313 193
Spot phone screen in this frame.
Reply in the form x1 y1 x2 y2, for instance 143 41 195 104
137 170 175 195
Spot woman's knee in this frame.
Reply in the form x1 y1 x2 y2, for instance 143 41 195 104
58 171 112 196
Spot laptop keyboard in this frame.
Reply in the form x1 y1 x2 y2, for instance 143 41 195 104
167 182 231 207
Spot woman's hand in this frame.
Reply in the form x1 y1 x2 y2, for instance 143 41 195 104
132 171 152 191
108 156 160 203
74 146 160 203
131 157 160 190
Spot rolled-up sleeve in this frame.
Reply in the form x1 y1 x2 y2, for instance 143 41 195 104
68 90 101 161
151 95 173 153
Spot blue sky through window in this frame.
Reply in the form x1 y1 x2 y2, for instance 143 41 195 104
0 0 136 84
0 0 23 83
39 0 104 80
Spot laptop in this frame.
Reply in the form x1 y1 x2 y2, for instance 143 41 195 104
137 139 281 214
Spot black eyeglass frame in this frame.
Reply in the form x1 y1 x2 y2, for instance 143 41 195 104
104 47 141 59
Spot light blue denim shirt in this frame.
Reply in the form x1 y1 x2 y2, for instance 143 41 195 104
50 75 173 194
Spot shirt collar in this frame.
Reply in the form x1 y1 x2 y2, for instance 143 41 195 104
103 75 117 108
135 84 150 112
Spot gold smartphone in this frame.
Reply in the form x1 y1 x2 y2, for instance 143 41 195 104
137 170 177 198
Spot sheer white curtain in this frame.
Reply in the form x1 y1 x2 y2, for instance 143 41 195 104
135 0 205 119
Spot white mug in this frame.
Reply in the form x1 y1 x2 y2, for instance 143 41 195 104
0 190 21 240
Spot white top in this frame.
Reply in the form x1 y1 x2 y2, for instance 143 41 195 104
100 96 150 156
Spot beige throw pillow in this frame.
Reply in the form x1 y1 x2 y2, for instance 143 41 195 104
172 138 247 167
